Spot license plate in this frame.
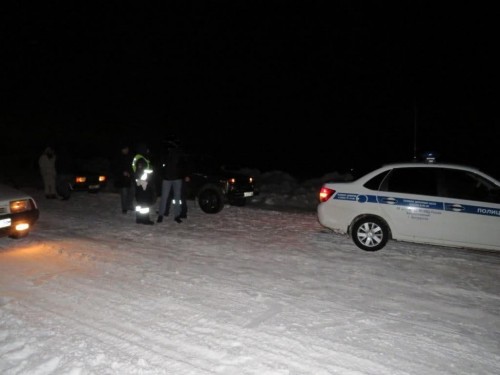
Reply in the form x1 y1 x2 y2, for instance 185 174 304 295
244 192 254 197
89 184 100 189
0 218 11 228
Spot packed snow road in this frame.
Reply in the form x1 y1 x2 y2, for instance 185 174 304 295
1 189 499 374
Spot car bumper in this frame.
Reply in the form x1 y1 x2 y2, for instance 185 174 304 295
227 189 256 199
71 183 105 191
0 209 40 238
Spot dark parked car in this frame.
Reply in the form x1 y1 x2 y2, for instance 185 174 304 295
187 167 257 214
156 153 258 214
56 156 109 199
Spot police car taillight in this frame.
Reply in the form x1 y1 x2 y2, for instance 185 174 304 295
319 187 335 202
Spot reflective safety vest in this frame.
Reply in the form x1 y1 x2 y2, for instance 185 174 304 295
132 154 153 184
131 153 151 173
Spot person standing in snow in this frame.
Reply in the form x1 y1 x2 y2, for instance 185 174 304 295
157 138 189 223
162 174 189 220
113 143 135 214
132 143 155 225
38 146 58 199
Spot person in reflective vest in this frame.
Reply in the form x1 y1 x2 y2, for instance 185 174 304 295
132 144 155 225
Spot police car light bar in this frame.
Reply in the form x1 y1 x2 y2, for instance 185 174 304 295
422 151 439 163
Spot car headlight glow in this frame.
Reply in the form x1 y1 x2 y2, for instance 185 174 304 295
75 176 86 183
15 223 30 231
10 199 30 213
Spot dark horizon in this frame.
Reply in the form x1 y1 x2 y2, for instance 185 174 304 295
2 3 498 180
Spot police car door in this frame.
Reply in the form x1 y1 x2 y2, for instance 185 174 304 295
377 167 444 242
439 168 500 249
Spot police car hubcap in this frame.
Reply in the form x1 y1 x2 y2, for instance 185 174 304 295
358 223 382 246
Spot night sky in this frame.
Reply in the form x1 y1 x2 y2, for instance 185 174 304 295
2 2 498 179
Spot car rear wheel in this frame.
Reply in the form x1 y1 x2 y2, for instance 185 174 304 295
351 216 389 251
197 185 224 214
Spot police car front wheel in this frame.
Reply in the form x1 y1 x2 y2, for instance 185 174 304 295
351 216 389 251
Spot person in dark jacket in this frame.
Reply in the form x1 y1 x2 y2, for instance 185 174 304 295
132 143 155 225
157 139 188 223
113 144 135 214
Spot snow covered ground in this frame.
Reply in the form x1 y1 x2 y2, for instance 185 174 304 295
1 172 499 375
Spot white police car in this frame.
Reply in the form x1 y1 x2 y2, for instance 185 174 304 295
0 183 39 239
317 162 500 251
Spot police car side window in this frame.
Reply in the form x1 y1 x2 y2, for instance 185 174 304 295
363 170 390 190
441 169 499 203
382 168 437 196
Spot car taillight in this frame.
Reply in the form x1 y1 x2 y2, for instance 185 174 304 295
319 187 335 202
75 176 86 183
99 175 106 182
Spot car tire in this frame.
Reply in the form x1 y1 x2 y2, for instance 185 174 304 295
351 216 389 251
56 180 71 200
197 185 224 214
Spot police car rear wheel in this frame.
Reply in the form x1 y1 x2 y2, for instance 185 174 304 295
352 217 388 251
